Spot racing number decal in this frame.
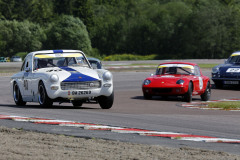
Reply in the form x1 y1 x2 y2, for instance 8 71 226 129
24 80 28 90
199 77 203 90
72 91 91 95
226 68 240 72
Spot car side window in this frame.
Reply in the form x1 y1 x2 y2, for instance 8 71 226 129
22 55 32 72
21 60 26 71
194 66 201 76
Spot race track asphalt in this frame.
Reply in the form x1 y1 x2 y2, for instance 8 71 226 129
0 60 240 155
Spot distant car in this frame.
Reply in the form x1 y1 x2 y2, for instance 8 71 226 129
11 50 114 109
11 56 22 62
142 62 211 102
5 57 10 62
212 51 240 88
0 57 6 62
87 57 102 69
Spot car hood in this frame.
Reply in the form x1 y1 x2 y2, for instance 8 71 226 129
219 63 240 70
150 75 190 84
36 66 100 82
219 64 240 75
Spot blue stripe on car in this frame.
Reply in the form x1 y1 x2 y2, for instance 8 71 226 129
53 50 63 53
59 67 98 82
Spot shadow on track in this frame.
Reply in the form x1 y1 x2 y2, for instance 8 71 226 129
0 104 100 110
131 95 200 102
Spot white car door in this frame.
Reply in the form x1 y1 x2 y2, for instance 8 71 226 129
22 55 33 98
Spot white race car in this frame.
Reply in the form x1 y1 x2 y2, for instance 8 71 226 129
11 50 114 109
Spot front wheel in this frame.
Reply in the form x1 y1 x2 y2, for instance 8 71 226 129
13 82 26 106
98 92 114 109
38 82 53 107
183 82 193 102
201 82 211 101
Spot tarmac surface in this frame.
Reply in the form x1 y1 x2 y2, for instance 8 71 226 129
0 59 240 155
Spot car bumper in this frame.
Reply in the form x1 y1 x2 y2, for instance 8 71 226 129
47 84 113 100
212 78 240 85
142 86 187 96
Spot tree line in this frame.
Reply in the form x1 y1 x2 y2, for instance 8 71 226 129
1 0 240 59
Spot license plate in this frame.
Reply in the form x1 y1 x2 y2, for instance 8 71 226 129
71 91 91 95
223 81 239 84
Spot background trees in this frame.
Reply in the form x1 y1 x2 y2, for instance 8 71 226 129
0 20 46 57
1 0 240 59
44 15 92 55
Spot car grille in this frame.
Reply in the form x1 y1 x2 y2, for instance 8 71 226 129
61 81 101 90
152 88 172 93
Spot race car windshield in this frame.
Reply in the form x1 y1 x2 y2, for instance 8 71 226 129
227 55 240 64
156 64 194 75
34 53 90 69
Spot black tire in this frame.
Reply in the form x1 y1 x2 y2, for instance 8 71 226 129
98 92 114 109
13 82 26 106
38 82 53 107
143 93 152 100
201 82 211 101
214 81 223 89
72 100 83 107
184 82 193 102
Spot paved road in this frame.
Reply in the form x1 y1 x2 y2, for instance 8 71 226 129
0 62 240 155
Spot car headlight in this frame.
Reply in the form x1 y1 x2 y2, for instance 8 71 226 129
176 79 184 85
143 80 151 85
50 74 59 83
103 71 112 81
212 67 220 73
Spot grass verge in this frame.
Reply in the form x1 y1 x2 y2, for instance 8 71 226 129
207 101 240 110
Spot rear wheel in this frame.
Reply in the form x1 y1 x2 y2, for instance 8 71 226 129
98 92 114 109
38 82 53 107
201 82 211 101
72 100 83 107
184 82 193 102
13 82 26 106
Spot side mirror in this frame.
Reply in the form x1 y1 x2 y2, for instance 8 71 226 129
224 59 227 64
25 67 31 72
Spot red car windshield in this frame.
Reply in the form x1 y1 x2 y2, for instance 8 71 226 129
156 64 194 75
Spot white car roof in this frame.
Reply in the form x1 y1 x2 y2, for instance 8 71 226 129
30 50 84 56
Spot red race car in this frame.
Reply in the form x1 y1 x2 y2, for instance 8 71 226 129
142 62 211 102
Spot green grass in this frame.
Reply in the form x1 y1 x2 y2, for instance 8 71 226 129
207 101 240 110
130 63 157 66
198 64 218 68
103 54 158 61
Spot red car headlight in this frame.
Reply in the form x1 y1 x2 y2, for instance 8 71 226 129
143 80 151 85
176 79 184 85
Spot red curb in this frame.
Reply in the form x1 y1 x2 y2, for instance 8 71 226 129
112 128 150 132
146 134 216 138
34 122 96 125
